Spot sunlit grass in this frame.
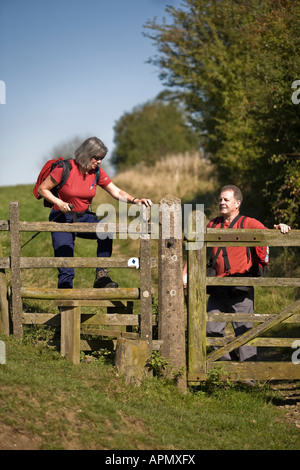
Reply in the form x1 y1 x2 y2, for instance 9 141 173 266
0 335 299 450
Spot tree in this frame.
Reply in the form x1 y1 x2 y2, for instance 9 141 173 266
44 135 111 173
144 0 300 225
111 95 199 170
44 136 83 163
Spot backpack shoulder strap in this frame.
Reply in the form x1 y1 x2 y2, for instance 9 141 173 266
210 218 226 267
55 158 73 190
240 216 251 261
229 213 242 228
211 214 243 272
211 216 222 228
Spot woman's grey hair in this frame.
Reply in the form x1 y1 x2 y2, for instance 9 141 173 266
74 137 108 172
221 185 243 204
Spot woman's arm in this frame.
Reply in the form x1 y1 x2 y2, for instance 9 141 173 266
38 175 71 213
104 182 152 206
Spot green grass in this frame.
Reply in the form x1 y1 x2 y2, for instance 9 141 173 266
0 335 299 450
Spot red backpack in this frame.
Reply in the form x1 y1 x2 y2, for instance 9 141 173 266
33 158 73 207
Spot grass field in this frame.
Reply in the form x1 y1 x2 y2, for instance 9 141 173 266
0 335 299 450
0 153 299 450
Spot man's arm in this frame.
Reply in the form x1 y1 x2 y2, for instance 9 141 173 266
274 223 291 233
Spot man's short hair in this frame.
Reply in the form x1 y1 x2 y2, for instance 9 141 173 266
220 185 243 204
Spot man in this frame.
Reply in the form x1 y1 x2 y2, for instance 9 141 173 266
183 185 291 362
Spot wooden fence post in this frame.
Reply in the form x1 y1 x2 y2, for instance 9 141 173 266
139 206 152 352
60 306 81 364
9 202 23 338
0 242 10 335
158 196 187 391
187 241 207 380
186 208 207 380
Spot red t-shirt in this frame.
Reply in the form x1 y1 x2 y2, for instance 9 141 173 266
207 215 268 276
50 159 111 212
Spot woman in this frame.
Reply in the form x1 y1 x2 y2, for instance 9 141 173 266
38 136 152 289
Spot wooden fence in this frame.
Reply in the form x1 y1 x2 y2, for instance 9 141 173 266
186 218 300 383
0 199 299 386
0 199 186 389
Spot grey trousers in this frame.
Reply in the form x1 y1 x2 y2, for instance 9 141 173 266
206 287 257 361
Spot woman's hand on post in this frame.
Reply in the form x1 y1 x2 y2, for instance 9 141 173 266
134 198 153 207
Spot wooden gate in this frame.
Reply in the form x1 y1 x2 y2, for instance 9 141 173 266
186 220 300 382
0 201 155 362
0 199 186 385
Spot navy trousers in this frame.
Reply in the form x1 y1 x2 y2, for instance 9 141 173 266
50 210 112 289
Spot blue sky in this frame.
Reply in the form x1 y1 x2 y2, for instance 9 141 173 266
0 0 181 187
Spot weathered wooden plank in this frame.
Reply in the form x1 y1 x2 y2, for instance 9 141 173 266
187 236 207 377
207 337 300 347
54 299 131 308
21 312 140 326
21 222 98 232
22 312 156 326
206 277 300 287
139 206 152 350
21 287 140 300
207 312 300 323
0 243 9 335
0 221 9 231
19 257 156 269
61 306 81 364
0 269 10 335
185 228 299 246
188 361 300 382
81 313 140 326
80 327 139 339
19 221 152 234
84 313 156 326
158 196 187 392
22 313 61 326
0 258 10 269
9 202 23 338
79 338 163 351
205 228 299 247
207 299 300 362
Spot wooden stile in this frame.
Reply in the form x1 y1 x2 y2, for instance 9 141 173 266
1 200 300 384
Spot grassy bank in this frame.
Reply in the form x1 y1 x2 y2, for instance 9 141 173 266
0 335 299 450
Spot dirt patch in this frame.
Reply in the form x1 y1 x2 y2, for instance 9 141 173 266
0 423 43 450
271 382 300 430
